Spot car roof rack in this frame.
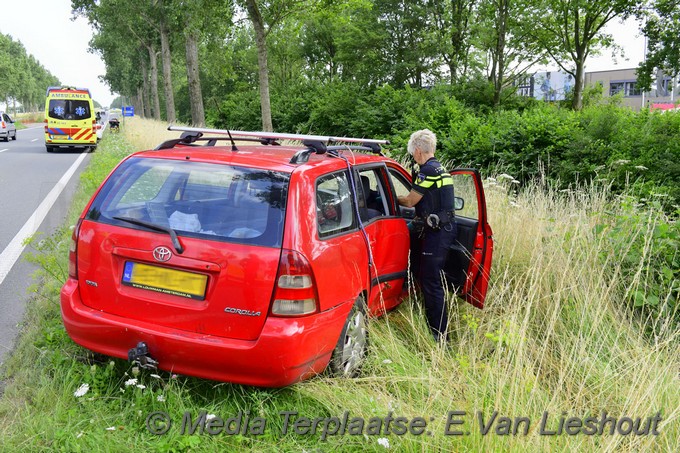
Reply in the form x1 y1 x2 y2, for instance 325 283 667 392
162 125 389 163
154 131 273 150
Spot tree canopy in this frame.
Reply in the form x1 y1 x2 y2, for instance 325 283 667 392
0 32 60 112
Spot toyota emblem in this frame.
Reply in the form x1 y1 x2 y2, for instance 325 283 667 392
153 246 173 262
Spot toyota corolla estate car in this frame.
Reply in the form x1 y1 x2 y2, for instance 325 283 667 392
60 126 493 387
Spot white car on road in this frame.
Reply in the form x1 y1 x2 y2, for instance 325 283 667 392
0 112 17 141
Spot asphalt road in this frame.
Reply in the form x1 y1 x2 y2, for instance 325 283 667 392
0 125 91 366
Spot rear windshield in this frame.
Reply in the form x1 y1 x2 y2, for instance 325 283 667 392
48 99 92 120
86 157 289 248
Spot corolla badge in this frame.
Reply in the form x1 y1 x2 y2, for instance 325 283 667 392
153 246 173 262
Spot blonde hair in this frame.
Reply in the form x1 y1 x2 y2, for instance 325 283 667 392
407 129 437 156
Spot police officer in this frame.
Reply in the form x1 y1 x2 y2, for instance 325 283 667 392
398 129 456 343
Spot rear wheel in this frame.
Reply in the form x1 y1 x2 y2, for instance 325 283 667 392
328 295 368 377
11 131 16 140
46 145 55 153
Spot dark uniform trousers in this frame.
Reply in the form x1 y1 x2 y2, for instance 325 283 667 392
411 221 457 342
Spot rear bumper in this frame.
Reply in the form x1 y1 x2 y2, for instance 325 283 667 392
60 278 352 387
46 141 96 147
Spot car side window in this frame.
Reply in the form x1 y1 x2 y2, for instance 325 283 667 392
357 168 394 220
388 168 412 198
451 173 479 220
316 172 355 237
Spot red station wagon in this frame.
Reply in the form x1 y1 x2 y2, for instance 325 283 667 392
60 127 493 387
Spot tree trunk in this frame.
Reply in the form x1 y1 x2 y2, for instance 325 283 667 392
245 0 273 132
572 56 585 110
137 87 145 119
185 30 205 126
492 0 508 107
141 56 151 118
160 17 176 123
147 45 162 121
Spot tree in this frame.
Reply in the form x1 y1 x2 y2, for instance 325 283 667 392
530 0 643 110
155 0 177 123
636 0 680 92
477 0 546 107
428 0 479 84
182 0 233 126
241 0 313 131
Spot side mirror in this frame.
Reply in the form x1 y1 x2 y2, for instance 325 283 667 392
399 205 416 219
454 196 465 211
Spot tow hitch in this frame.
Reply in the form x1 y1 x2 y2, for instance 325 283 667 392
128 342 158 370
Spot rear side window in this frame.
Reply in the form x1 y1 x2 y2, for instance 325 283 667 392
86 158 289 247
316 171 355 237
48 99 92 120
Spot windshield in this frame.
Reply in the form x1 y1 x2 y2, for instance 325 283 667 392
48 99 92 120
86 157 289 247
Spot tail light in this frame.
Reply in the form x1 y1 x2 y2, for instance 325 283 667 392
68 220 83 279
44 118 48 133
271 250 318 316
1 121 5 129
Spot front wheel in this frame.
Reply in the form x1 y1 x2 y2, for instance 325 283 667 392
328 295 368 378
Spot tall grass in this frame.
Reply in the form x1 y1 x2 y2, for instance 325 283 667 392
0 120 676 451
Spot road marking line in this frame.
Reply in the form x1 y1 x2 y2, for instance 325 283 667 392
0 152 88 286
31 138 38 142
0 149 8 153
18 126 44 131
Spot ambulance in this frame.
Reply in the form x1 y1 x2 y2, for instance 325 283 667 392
44 86 98 152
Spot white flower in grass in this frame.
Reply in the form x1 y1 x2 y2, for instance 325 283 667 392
486 177 497 182
157 395 166 402
105 426 116 431
378 437 390 449
131 366 140 377
136 384 146 390
613 159 630 165
498 173 514 180
150 374 161 379
124 378 137 387
76 432 84 439
382 359 392 364
74 383 90 398
635 165 648 171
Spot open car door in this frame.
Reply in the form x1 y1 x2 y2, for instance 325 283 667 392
443 169 493 308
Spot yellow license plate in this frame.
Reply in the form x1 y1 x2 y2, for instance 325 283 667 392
122 262 207 300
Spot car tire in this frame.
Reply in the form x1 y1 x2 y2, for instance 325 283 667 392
46 145 55 153
328 294 368 378
11 131 16 140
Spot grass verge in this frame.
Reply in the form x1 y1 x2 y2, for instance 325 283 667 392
0 118 677 452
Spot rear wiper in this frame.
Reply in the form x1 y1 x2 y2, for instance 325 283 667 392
112 216 184 254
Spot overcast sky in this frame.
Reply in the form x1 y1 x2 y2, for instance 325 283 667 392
1 1 648 109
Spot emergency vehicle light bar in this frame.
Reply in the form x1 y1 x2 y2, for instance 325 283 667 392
46 86 92 97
